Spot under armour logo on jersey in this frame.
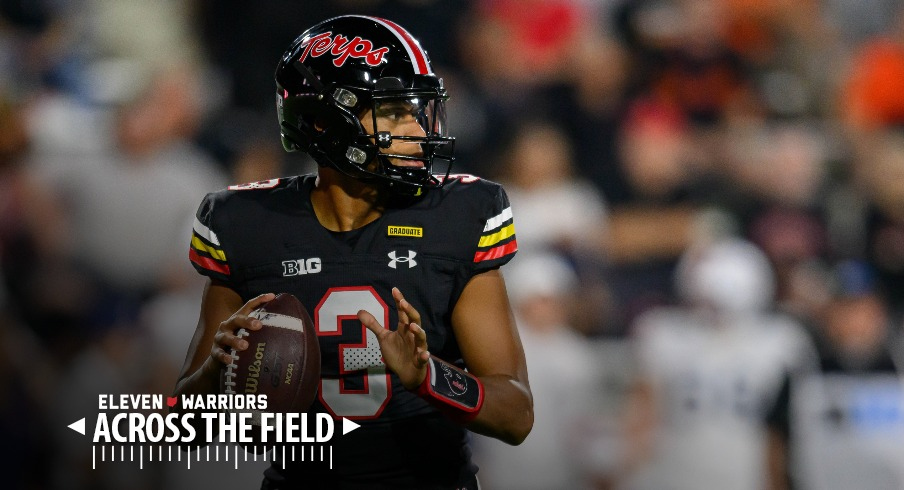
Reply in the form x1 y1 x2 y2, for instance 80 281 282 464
388 250 417 269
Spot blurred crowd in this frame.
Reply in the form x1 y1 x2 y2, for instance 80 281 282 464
3 0 904 489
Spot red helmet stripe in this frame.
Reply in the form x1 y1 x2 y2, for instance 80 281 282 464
355 16 430 75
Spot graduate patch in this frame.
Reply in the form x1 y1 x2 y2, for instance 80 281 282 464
387 226 423 238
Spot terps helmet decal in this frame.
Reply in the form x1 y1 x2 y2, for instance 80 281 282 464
299 31 390 68
275 15 453 196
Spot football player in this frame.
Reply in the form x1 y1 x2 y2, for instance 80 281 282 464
173 15 533 489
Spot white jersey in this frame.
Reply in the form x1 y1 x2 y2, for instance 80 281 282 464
789 370 904 489
628 307 815 490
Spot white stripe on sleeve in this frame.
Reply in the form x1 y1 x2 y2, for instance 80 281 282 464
483 207 513 232
192 217 220 246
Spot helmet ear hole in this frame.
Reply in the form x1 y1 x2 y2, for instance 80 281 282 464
301 96 379 172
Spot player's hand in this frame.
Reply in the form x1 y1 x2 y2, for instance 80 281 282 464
211 293 275 366
358 287 429 390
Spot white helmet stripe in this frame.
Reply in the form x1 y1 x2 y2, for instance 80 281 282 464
352 15 431 75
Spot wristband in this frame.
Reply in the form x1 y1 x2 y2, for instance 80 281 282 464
415 356 484 424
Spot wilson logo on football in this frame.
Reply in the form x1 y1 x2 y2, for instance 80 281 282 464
300 31 390 67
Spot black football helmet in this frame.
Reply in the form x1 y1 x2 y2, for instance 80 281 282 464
275 15 454 196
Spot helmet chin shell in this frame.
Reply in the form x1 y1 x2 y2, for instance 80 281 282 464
275 15 454 196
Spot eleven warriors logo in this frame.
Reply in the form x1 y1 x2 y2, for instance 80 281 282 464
300 31 390 67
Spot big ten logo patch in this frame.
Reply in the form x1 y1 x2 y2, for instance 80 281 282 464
283 258 322 276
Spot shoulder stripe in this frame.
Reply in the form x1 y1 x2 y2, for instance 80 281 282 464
192 217 220 246
355 16 430 75
478 223 515 248
474 240 518 263
191 235 227 261
483 207 513 232
189 248 230 276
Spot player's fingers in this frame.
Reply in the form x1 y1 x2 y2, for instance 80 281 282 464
410 323 428 349
403 333 414 347
402 304 421 326
398 322 418 345
249 316 264 331
393 287 422 325
392 287 410 326
220 314 263 334
211 345 233 365
237 293 276 315
392 286 404 304
401 322 429 367
397 310 410 328
214 330 249 352
241 315 265 331
415 348 430 366
358 310 388 339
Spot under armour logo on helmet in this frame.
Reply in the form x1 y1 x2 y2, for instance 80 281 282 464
388 250 417 269
376 131 392 148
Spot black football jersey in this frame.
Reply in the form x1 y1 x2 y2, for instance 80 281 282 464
188 173 517 486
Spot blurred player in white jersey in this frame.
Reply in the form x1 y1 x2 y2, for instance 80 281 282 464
620 238 816 490
766 259 904 490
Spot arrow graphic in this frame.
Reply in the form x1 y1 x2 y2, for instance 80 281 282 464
342 418 360 435
69 418 86 435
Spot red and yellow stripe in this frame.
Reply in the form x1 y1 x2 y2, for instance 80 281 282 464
474 207 517 263
189 218 230 276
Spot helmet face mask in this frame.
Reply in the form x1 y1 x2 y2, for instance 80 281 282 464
275 16 454 196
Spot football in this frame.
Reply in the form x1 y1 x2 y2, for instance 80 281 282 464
222 292 321 416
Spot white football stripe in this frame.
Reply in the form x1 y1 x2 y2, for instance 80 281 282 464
350 15 431 75
192 217 220 246
251 311 304 332
483 207 513 232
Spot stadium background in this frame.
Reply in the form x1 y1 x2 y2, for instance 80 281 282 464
2 0 904 488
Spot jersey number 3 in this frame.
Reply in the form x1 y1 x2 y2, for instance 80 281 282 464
315 287 391 419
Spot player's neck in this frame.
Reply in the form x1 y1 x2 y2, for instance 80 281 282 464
311 170 384 232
